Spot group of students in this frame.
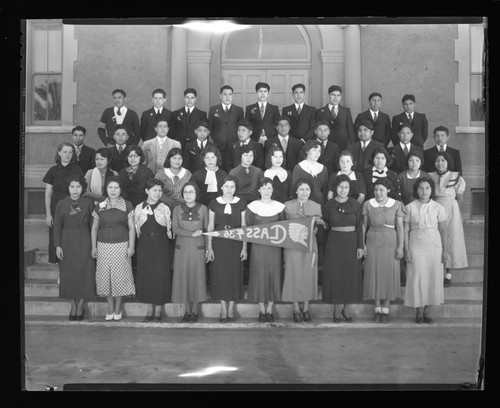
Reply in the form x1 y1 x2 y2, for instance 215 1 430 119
43 82 468 324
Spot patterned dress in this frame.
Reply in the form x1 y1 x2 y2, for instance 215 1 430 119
92 197 136 297
429 171 468 269
397 171 431 206
155 167 192 211
171 203 209 303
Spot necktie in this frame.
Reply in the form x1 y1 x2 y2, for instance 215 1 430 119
331 106 337 120
156 109 161 117
281 138 287 152
186 108 191 123
407 113 412 123
403 144 409 156
361 142 365 152
118 145 123 153
373 112 378 122
117 108 121 116
297 105 302 115
199 141 204 150
225 106 229 114
439 146 444 152
260 104 265 117
75 146 81 159
245 167 250 174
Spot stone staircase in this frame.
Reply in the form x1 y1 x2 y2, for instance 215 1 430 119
23 224 485 324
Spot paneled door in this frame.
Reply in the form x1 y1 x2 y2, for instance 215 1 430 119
223 69 309 111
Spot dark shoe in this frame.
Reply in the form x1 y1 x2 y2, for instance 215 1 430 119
181 312 191 323
373 312 381 323
415 311 424 324
226 316 235 323
155 314 162 322
143 315 154 322
302 311 311 323
266 313 275 323
333 314 342 323
423 316 434 324
258 312 266 323
444 277 452 287
380 313 389 324
219 313 227 323
69 313 76 321
293 311 301 323
341 309 353 323
76 311 84 321
190 313 198 323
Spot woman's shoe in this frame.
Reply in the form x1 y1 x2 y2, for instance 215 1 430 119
219 313 227 323
415 311 424 324
423 316 434 324
333 315 342 323
69 313 76 321
181 312 191 323
373 312 381 323
105 313 114 321
341 309 353 323
266 313 275 323
380 313 389 324
293 311 301 323
302 311 311 322
76 311 84 321
258 312 266 323
226 316 235 323
144 315 154 322
190 313 198 323
113 311 122 321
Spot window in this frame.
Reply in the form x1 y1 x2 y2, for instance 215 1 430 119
470 25 485 124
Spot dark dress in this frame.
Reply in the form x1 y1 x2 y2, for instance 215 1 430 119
321 197 363 304
53 196 96 299
118 164 155 207
327 171 367 201
208 197 247 301
135 201 172 304
43 163 84 263
362 167 402 201
191 168 228 206
264 169 293 204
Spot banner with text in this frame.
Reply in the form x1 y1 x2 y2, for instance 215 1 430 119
203 217 315 252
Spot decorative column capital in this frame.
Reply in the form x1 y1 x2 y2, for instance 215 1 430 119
187 49 213 64
320 50 344 63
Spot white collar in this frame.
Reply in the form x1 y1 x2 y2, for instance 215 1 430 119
369 197 395 208
185 106 193 113
372 166 388 173
279 134 289 141
156 136 167 145
328 103 338 111
164 167 186 180
155 107 162 114
216 196 240 205
295 103 303 110
406 171 421 179
299 160 324 177
361 139 372 148
337 171 357 180
223 104 231 110
197 139 207 148
264 167 288 183
370 109 379 116
239 139 250 145
406 111 414 118
400 141 411 150
114 106 127 113
247 200 285 216
259 101 267 108
437 144 447 151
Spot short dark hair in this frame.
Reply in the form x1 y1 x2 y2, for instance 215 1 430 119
184 88 197 97
373 177 393 192
103 176 123 197
164 147 183 168
113 124 129 134
220 85 233 93
237 144 256 160
434 151 455 172
181 181 200 200
433 125 450 136
402 94 415 104
221 174 238 191
125 144 145 164
265 145 286 169
301 139 322 160
257 177 274 192
255 82 270 92
152 88 166 98
339 150 355 170
276 115 291 126
201 145 223 167
369 146 393 168
357 120 374 131
292 83 305 92
72 125 86 135
155 118 169 127
398 122 413 133
368 92 382 101
65 174 87 194
330 174 351 196
407 150 424 167
412 177 436 200
95 147 112 160
145 178 164 190
112 89 126 97
292 177 315 199
328 85 343 94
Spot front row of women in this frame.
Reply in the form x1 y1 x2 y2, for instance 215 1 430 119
53 170 449 325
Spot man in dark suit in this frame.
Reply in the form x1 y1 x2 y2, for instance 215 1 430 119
140 88 173 142
281 83 317 143
354 92 391 147
315 85 356 152
97 88 141 146
107 125 130 173
314 120 340 175
391 94 429 148
245 82 280 144
423 125 463 174
264 116 302 171
347 120 384 173
227 120 264 170
208 85 245 172
389 122 424 174
71 125 95 174
183 121 216 174
170 88 208 149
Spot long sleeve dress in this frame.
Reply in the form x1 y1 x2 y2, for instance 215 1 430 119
429 171 468 269
321 197 363 304
53 196 96 299
119 164 155 207
155 167 192 211
171 203 209 303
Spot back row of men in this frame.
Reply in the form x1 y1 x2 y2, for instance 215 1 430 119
70 82 460 175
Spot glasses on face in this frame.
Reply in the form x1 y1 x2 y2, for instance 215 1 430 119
183 191 196 195
128 154 140 159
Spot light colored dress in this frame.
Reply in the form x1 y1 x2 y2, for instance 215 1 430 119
403 199 447 308
362 198 404 300
281 199 321 302
429 171 468 269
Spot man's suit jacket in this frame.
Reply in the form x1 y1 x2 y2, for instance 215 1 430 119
107 146 128 173
245 102 280 142
75 144 96 175
389 143 424 174
169 107 208 149
391 111 429 147
354 110 392 147
142 137 182 175
263 135 302 171
316 139 340 176
98 107 141 146
281 104 317 142
316 104 356 152
347 139 384 173
423 145 463 174
140 107 173 142
227 140 264 170
208 103 245 153
182 140 216 174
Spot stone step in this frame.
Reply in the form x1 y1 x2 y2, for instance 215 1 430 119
24 264 59 280
448 267 484 283
24 296 482 319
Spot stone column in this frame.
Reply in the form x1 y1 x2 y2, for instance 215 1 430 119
343 25 362 116
170 26 188 109
320 50 344 105
187 49 213 113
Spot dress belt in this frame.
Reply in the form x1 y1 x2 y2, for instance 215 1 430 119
144 231 167 237
330 226 355 232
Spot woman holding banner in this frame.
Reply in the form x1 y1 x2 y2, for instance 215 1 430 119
207 175 247 323
322 174 364 323
246 177 286 323
282 178 324 323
